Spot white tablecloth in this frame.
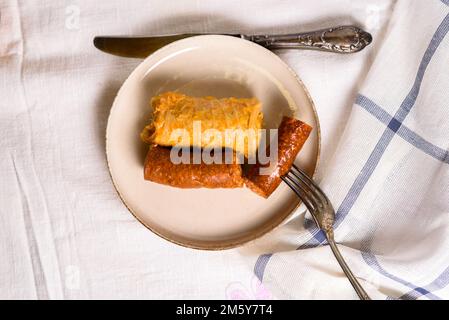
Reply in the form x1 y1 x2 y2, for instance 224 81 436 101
3 0 447 300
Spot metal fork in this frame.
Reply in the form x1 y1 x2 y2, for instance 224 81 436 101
282 164 371 300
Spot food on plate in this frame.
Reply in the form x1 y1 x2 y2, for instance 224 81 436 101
144 145 244 189
244 117 313 198
141 92 312 196
140 92 263 157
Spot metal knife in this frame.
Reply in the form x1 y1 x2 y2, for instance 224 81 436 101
93 26 372 58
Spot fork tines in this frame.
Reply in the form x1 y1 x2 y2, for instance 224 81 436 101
282 164 327 213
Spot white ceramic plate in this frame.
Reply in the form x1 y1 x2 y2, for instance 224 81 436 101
106 35 320 250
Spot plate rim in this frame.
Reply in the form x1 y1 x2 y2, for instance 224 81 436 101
105 35 322 250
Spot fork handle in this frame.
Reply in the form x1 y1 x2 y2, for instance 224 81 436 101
325 230 371 300
243 26 373 53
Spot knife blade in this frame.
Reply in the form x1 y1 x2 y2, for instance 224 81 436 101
93 34 241 58
94 27 372 58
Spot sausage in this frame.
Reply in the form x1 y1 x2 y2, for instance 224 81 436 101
244 117 312 198
144 145 244 189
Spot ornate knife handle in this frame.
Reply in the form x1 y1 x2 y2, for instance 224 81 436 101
244 26 373 53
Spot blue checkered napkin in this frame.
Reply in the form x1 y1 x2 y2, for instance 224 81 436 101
254 0 449 300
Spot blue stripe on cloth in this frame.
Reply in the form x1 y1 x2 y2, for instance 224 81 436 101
356 95 392 123
294 120 397 246
357 94 449 164
334 129 396 226
387 118 402 133
394 19 449 122
397 126 449 164
254 254 272 281
300 220 325 245
399 266 449 300
442 0 449 6
253 10 449 294
307 10 449 244
361 251 442 300
357 13 449 299
298 231 325 249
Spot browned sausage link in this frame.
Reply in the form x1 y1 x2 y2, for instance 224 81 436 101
144 146 244 189
245 117 313 198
